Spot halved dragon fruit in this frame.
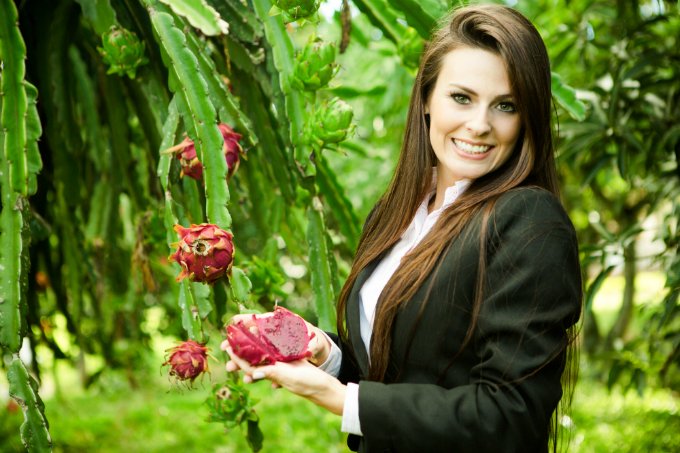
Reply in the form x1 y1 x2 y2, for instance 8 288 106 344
226 307 315 366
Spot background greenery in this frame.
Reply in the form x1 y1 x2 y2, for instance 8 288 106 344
0 0 678 451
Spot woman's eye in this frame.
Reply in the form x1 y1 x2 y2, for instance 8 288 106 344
497 102 516 113
451 93 470 104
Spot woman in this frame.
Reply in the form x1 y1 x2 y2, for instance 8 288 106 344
225 4 582 452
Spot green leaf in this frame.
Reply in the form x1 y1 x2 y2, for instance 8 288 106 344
74 0 117 35
192 281 213 320
246 418 264 452
178 280 205 342
552 71 587 121
159 0 229 35
316 154 360 252
585 265 616 312
306 198 337 331
158 96 180 191
230 266 253 304
350 0 407 43
387 0 443 39
7 357 52 451
211 0 262 43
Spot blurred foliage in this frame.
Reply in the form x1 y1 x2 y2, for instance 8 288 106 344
0 0 678 450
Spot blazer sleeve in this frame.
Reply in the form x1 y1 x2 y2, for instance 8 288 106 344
325 332 362 385
356 188 582 453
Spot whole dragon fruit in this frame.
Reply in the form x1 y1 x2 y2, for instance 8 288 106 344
163 340 209 382
169 223 234 284
226 307 315 366
166 123 244 180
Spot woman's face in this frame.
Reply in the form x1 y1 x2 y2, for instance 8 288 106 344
425 46 522 187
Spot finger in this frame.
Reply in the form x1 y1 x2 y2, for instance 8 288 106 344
224 347 256 372
226 360 239 372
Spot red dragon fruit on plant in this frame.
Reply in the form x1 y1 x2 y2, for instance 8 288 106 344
164 123 244 180
225 306 315 366
169 223 234 284
163 340 209 382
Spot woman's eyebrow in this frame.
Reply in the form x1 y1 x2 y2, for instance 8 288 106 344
448 83 514 101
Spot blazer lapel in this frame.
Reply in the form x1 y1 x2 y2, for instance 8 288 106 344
346 259 380 377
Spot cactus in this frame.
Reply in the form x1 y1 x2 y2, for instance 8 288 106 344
7 357 52 451
0 0 49 450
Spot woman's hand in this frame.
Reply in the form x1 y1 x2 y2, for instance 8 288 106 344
224 345 346 416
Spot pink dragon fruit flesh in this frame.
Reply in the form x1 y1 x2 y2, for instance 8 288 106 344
226 306 315 366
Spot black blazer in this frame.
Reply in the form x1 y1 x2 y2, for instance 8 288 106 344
334 187 582 453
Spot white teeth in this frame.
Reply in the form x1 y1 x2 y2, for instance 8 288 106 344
454 139 491 154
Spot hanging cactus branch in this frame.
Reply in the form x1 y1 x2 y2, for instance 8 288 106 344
8 357 53 451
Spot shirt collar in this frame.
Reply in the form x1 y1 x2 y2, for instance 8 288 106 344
428 168 471 213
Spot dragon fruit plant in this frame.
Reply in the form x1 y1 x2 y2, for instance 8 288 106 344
292 36 337 92
163 340 210 383
165 123 244 180
225 306 315 366
169 223 234 284
304 97 354 149
97 26 148 79
206 379 264 452
271 0 320 23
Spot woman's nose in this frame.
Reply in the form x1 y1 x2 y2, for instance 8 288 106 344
465 107 491 136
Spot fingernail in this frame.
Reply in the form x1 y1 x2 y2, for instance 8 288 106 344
252 371 265 380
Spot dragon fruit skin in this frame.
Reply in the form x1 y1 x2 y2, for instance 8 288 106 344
218 123 243 179
176 137 203 180
171 123 243 180
226 323 276 366
163 340 209 382
169 223 234 284
226 307 315 366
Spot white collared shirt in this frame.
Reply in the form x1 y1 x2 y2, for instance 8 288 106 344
320 174 471 436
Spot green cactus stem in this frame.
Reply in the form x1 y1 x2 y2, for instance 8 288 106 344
8 357 52 451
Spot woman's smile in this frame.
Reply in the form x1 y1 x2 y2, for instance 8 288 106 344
452 138 493 156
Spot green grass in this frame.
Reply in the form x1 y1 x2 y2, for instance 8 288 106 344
2 365 677 453
2 272 674 452
568 379 679 453
2 371 346 452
